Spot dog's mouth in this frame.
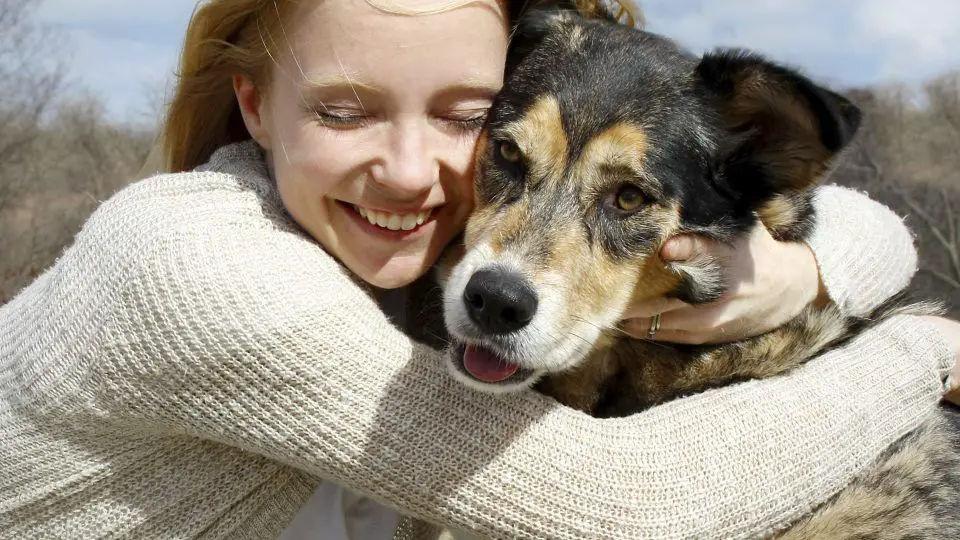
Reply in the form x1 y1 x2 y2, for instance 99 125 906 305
449 343 538 387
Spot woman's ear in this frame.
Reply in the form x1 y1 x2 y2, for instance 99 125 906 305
232 73 271 149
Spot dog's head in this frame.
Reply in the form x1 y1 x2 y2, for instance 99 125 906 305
441 6 861 393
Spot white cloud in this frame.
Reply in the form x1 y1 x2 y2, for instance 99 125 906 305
642 0 960 86
849 0 960 82
28 0 960 119
33 0 195 119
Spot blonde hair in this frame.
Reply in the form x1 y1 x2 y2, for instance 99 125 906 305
158 0 643 173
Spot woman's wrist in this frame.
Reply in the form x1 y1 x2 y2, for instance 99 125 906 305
921 315 960 404
799 241 831 308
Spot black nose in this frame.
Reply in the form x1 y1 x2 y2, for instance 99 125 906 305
463 268 539 335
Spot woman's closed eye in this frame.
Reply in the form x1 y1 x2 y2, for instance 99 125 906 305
435 107 489 134
305 103 489 133
310 105 373 128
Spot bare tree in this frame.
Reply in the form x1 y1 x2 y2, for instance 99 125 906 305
834 76 960 316
0 0 64 213
0 0 155 303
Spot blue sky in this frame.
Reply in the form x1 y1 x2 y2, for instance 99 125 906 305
35 0 960 120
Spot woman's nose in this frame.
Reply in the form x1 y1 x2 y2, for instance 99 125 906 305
372 122 439 199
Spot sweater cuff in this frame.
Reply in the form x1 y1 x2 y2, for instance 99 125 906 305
882 315 955 388
805 185 918 317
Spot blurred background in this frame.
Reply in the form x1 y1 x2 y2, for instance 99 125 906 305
1 0 958 315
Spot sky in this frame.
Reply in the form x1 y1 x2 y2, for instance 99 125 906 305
34 0 960 120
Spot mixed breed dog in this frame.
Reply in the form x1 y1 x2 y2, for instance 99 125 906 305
420 2 959 536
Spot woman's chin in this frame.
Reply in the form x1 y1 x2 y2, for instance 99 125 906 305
348 251 438 290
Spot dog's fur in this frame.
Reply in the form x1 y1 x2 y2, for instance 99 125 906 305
437 4 960 538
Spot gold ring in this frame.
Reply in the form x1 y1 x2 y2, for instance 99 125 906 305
647 313 662 339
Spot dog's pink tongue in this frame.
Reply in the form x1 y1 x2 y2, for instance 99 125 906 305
463 344 519 383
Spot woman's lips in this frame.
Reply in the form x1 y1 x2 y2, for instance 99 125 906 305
337 200 437 239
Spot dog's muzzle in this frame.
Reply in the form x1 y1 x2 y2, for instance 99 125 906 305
449 267 541 387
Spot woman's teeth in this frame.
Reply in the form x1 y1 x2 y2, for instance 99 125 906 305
354 205 432 231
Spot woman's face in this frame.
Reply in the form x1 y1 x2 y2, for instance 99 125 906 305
235 0 508 289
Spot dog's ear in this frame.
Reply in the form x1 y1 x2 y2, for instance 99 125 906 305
507 0 580 77
694 49 861 204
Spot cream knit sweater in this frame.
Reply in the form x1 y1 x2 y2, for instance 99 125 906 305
0 141 953 540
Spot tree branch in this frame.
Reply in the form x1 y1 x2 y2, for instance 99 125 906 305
920 267 960 290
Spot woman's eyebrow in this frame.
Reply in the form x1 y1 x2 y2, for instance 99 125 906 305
296 74 501 102
432 79 502 104
299 73 383 95
443 78 502 98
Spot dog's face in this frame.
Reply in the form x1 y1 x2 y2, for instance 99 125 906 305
441 8 861 393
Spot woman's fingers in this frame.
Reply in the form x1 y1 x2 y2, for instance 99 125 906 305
619 317 656 339
661 234 717 262
619 296 688 320
620 303 749 345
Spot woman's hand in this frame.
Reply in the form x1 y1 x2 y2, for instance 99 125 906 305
620 223 825 345
922 316 960 405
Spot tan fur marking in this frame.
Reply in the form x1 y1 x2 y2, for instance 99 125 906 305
758 193 801 234
565 236 637 318
502 95 568 186
567 25 587 51
559 123 672 325
545 201 682 331
624 205 684 304
629 257 685 305
487 202 531 255
575 122 649 183
462 203 497 249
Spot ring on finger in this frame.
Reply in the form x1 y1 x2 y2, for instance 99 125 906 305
647 313 662 339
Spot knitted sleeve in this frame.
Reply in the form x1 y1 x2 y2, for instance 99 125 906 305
81 176 953 540
806 185 918 316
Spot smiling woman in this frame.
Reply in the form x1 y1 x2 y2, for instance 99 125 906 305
232 0 505 288
170 0 507 289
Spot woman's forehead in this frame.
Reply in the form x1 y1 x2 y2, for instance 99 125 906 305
288 0 509 49
278 0 509 90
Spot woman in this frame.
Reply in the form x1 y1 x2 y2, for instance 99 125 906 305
2 0 958 538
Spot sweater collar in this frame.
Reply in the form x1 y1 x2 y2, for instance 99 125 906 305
200 139 269 180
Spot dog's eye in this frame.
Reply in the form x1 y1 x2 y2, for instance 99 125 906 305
498 141 522 163
615 185 645 211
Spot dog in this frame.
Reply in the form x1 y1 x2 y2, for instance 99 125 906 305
436 3 960 537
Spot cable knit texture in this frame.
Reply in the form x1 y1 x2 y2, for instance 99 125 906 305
0 141 952 540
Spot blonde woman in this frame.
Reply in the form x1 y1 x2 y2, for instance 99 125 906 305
2 0 959 538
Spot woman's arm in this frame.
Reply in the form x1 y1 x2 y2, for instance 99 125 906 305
76 184 953 540
806 184 918 316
